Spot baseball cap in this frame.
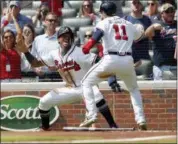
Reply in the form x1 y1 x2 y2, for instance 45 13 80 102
160 3 175 13
9 1 21 9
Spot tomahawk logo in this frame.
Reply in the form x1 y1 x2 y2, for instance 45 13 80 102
1 95 59 132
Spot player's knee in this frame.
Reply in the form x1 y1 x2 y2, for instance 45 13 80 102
38 97 51 111
96 99 107 109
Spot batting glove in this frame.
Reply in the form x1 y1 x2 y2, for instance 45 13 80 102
108 76 122 93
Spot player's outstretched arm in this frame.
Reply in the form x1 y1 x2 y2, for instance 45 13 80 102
16 45 44 68
82 28 104 54
23 51 44 67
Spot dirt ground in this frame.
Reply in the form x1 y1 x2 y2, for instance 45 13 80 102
2 130 176 139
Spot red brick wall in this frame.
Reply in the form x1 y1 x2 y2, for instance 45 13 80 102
1 89 177 130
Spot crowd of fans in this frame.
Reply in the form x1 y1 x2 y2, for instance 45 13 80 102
0 0 177 82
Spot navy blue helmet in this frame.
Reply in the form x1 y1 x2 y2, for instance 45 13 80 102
57 26 74 42
99 2 117 16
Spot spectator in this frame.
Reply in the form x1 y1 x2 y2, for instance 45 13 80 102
77 0 99 25
1 1 32 34
21 24 36 72
159 0 177 8
32 3 50 28
145 3 177 80
21 24 39 82
144 0 161 23
31 12 61 82
40 0 63 17
124 0 152 62
11 6 38 82
0 30 21 82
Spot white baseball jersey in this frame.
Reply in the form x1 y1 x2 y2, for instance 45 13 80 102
96 16 142 55
42 45 97 87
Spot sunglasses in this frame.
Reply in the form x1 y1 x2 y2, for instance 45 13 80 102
164 8 175 14
147 3 155 6
85 34 92 38
4 35 13 39
83 4 91 7
46 19 57 23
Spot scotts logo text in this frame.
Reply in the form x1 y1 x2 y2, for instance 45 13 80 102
1 95 59 131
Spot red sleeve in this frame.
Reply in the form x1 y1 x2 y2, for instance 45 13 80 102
82 38 97 54
97 44 103 57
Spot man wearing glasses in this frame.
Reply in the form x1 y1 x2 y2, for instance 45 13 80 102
145 3 177 80
1 1 32 33
31 12 61 82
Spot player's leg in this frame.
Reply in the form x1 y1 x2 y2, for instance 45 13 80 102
80 58 112 127
38 87 82 130
116 57 146 130
93 85 118 128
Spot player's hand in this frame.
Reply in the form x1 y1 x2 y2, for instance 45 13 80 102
110 82 122 93
108 76 122 93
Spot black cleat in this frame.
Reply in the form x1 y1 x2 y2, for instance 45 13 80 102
138 122 147 131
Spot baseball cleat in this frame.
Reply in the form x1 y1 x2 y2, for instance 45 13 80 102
138 122 147 131
79 117 97 127
33 126 51 132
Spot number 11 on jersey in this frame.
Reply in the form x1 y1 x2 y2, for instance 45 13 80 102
113 24 128 41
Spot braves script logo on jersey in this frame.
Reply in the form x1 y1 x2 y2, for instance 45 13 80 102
54 60 81 72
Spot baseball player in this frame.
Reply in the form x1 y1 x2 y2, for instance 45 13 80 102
80 2 147 130
17 26 118 131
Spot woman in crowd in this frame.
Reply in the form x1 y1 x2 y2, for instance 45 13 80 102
32 3 50 28
77 0 99 25
144 0 161 22
0 29 22 82
21 24 36 73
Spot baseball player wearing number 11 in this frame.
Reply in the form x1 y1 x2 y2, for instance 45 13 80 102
81 2 147 130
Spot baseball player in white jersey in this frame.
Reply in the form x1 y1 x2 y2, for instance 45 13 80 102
80 2 147 130
17 26 118 131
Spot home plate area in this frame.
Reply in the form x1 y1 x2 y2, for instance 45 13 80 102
63 126 135 131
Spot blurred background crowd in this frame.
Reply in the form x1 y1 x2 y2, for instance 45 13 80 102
0 0 177 83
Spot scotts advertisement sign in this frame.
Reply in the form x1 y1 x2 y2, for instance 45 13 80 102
1 95 59 132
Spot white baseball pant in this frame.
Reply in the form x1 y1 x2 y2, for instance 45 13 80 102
82 54 146 124
38 85 103 111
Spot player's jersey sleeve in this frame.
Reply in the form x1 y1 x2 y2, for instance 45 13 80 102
95 20 106 32
41 50 56 67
